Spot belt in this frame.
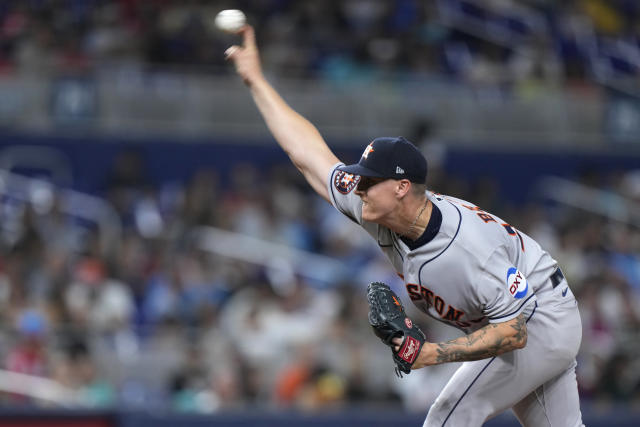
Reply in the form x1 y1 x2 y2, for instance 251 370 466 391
550 268 565 289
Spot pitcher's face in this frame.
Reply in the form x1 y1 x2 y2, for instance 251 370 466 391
355 177 399 222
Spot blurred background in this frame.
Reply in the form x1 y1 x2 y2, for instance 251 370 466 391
0 0 639 426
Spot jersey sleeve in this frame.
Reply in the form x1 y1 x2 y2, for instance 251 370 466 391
477 246 537 323
326 162 363 224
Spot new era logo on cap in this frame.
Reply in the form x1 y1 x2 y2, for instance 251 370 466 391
338 136 427 183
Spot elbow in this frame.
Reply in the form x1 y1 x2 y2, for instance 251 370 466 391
507 314 528 350
515 333 527 349
514 324 528 349
287 148 310 173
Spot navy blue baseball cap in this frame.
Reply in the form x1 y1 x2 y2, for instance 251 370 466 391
338 136 427 183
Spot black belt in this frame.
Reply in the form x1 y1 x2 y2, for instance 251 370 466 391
550 268 565 289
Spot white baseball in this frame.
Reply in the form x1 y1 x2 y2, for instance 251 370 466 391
214 9 246 33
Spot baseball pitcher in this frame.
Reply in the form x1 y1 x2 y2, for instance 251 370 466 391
226 25 583 426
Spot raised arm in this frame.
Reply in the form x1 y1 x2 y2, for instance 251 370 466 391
225 26 340 202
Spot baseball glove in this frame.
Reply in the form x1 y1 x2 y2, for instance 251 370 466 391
367 281 426 377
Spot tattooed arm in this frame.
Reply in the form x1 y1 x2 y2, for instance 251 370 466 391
392 313 527 368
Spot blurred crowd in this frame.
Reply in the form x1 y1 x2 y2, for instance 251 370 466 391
1 0 640 86
0 144 639 413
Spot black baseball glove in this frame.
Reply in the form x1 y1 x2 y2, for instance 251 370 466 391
367 281 426 377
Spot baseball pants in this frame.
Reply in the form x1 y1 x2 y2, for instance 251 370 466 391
423 282 583 427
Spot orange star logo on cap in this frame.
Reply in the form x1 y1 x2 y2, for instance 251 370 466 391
362 142 375 159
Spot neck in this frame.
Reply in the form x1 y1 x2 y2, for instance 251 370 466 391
383 195 432 240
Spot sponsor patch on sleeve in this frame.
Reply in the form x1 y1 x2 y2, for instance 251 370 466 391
506 267 529 299
333 171 361 194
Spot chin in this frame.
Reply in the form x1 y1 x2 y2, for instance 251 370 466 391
361 204 371 222
361 204 380 223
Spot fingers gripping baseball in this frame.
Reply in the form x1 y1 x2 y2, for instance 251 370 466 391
225 25 262 86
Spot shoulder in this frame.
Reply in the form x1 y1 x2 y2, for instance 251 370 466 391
330 167 361 195
426 195 499 268
326 163 363 225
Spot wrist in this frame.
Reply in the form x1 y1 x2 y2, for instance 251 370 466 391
247 73 267 89
415 342 435 369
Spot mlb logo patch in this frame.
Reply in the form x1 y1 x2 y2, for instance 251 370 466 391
334 171 361 194
506 267 528 299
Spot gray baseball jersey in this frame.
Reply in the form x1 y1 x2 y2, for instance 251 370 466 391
328 163 584 426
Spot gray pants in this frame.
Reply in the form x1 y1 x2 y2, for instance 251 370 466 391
424 283 583 427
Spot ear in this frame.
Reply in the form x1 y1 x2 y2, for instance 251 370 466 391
395 180 411 199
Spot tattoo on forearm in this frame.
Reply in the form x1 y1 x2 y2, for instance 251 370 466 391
434 314 527 364
509 313 527 343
